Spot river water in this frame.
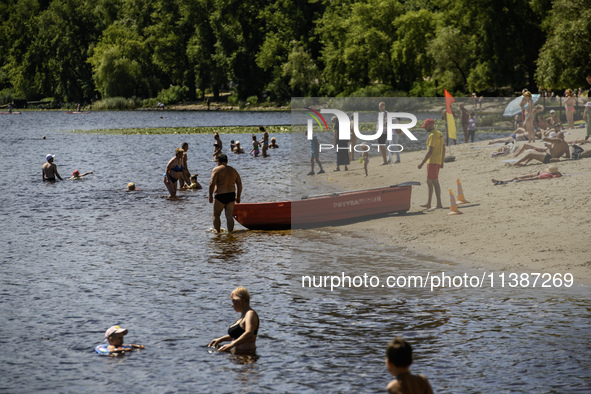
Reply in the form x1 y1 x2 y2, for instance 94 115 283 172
0 111 589 393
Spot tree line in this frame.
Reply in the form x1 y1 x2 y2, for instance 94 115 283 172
0 0 589 105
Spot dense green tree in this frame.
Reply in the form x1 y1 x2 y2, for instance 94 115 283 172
0 0 586 102
391 9 437 91
317 0 402 94
535 0 591 89
87 22 151 97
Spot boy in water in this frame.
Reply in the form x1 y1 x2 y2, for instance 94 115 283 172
386 337 433 394
67 170 93 180
95 326 145 355
42 154 63 181
188 174 202 189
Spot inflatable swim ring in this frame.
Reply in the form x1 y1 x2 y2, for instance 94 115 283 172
95 343 134 355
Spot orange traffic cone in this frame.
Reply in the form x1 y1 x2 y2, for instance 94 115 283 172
456 179 470 204
448 189 463 215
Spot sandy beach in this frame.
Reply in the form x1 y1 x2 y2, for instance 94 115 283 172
312 126 591 285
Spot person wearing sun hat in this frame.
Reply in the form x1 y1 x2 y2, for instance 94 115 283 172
417 118 445 211
42 154 63 182
95 325 145 355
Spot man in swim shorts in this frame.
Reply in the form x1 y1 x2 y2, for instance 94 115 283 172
417 118 445 210
209 154 242 233
513 131 570 166
42 154 63 181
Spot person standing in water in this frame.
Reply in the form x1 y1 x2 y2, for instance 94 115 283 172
208 154 242 233
42 154 63 181
164 147 189 198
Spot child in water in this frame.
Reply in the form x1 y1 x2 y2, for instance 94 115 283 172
126 182 140 191
67 170 93 180
385 337 433 394
250 134 260 157
188 174 202 189
95 326 145 356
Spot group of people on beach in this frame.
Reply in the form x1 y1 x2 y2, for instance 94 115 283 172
97 286 433 393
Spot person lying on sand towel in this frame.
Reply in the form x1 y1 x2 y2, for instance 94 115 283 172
492 165 562 185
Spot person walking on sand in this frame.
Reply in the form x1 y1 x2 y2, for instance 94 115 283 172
417 119 445 211
42 154 63 182
209 154 242 233
564 89 576 129
459 103 469 143
583 101 591 139
308 131 325 175
333 116 349 171
377 102 389 165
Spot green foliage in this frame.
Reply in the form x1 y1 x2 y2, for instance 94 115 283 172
157 85 190 105
535 0 591 89
227 93 239 105
0 89 15 105
246 95 258 105
0 0 584 102
91 97 140 110
87 23 151 98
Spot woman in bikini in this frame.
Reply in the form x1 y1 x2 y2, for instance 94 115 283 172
208 287 259 353
164 147 189 197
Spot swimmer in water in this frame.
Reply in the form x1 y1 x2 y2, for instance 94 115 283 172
96 326 145 355
67 170 93 180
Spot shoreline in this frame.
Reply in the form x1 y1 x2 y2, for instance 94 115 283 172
308 127 591 285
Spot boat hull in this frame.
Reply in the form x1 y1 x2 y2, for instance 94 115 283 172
233 185 412 230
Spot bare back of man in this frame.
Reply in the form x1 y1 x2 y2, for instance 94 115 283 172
42 161 62 181
209 155 242 233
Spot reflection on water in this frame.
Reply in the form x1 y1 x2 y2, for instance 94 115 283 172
0 112 589 392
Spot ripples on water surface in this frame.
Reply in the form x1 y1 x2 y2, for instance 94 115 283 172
0 111 589 392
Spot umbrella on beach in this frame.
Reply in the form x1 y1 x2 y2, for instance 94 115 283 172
503 94 540 117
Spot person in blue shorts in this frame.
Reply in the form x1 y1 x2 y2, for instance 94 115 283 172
308 134 325 175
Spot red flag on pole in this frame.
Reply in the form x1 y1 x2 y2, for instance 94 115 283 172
444 89 457 140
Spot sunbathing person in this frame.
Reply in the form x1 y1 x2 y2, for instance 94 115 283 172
491 165 562 185
567 134 591 145
488 128 529 144
512 132 570 166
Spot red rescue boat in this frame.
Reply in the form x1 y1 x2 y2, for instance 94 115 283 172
232 183 418 230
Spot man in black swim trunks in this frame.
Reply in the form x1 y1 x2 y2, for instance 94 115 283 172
513 131 570 166
209 154 242 233
42 154 63 181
